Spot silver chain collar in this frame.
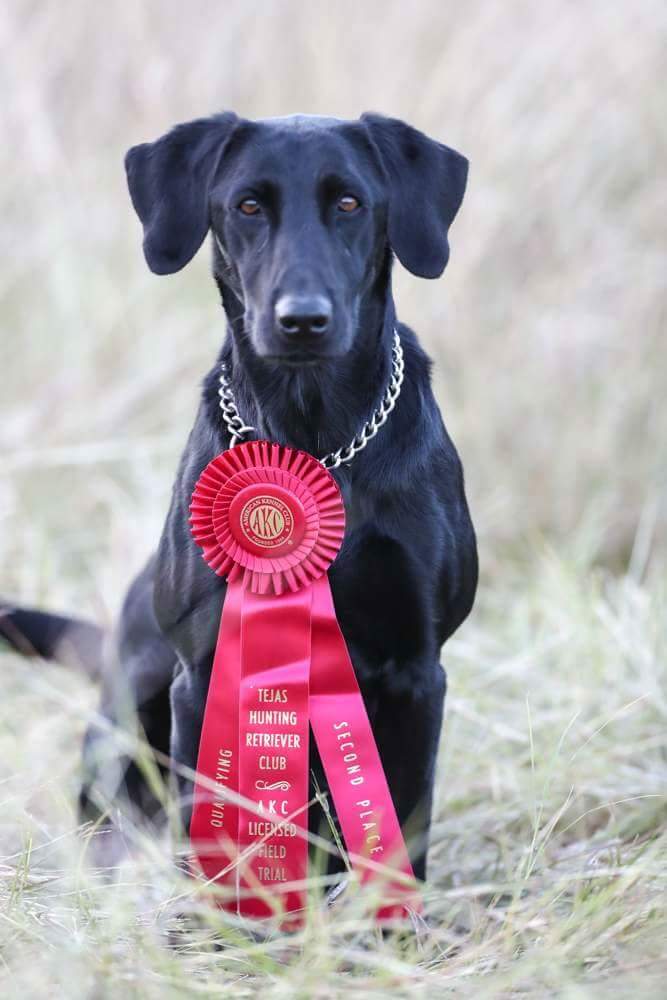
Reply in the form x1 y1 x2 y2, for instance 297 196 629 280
217 330 404 470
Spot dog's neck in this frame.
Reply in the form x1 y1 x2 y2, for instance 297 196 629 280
207 272 397 460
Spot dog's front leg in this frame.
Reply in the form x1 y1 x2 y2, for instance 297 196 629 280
169 662 211 833
155 537 226 834
369 662 447 882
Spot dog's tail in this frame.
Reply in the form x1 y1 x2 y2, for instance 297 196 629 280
0 600 105 679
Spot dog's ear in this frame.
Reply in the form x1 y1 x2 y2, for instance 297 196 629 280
125 113 239 275
361 113 468 278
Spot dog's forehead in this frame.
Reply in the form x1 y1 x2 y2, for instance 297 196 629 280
255 113 348 131
250 115 351 155
229 115 363 180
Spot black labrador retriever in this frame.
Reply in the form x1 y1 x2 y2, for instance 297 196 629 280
1 112 477 885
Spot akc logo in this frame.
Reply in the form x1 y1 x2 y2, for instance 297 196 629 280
240 495 294 549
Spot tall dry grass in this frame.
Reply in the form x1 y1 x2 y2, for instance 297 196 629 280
1 1 666 996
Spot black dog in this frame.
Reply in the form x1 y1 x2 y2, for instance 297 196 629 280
1 112 477 885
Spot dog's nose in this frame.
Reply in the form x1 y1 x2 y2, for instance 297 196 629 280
275 295 332 337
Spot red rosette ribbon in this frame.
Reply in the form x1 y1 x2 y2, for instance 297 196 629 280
189 439 345 595
188 440 421 925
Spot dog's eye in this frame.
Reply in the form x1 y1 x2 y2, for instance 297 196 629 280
338 195 360 213
238 198 261 216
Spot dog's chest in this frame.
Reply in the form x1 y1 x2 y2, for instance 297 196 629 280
323 478 438 680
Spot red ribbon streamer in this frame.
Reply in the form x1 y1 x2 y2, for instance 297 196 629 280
189 442 421 922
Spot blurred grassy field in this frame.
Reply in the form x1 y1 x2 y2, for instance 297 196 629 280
1 1 666 996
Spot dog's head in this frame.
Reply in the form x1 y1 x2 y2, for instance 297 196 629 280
125 112 467 365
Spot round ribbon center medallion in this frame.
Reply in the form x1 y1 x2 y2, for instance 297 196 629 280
228 482 307 559
241 495 292 548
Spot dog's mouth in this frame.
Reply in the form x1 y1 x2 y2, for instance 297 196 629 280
261 352 331 368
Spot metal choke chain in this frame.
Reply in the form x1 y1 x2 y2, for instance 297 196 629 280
218 330 404 469
216 382 256 450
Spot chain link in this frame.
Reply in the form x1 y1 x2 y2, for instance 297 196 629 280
216 378 257 448
218 330 404 468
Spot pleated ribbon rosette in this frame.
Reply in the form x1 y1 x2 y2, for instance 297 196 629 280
188 440 421 923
